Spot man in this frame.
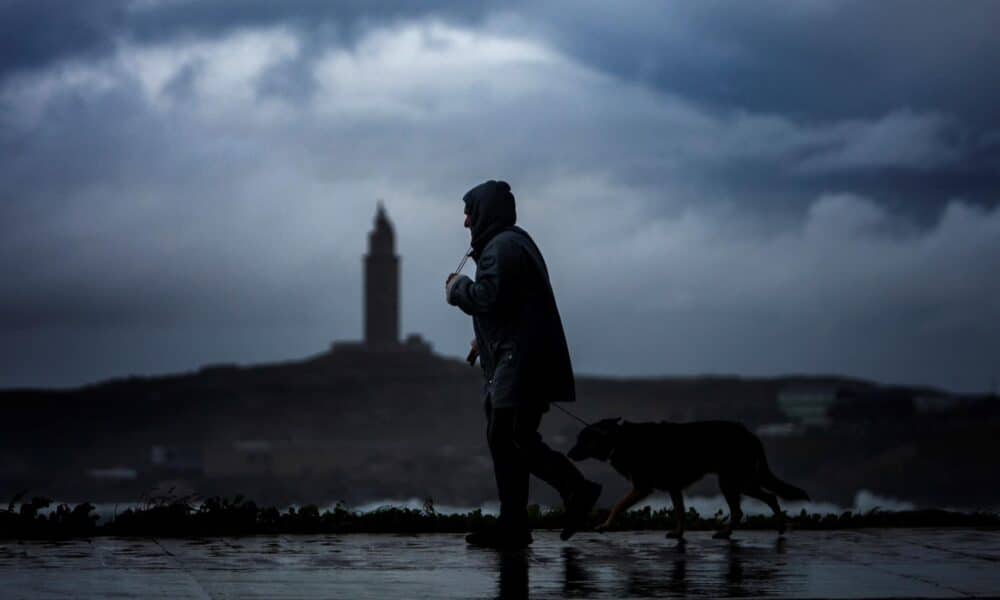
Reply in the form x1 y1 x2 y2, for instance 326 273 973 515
446 179 601 549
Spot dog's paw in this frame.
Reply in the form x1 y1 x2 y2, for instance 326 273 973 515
712 529 732 540
594 522 612 534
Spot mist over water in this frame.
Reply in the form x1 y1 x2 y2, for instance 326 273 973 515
61 488 1000 526
338 489 921 519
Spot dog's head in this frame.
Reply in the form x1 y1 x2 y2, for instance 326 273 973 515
567 417 622 462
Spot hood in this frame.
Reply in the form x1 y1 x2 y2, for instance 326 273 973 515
463 180 516 258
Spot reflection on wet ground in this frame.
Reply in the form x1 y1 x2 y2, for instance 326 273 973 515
550 534 797 598
1 529 998 598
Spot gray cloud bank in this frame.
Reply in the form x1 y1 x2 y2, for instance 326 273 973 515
0 2 998 392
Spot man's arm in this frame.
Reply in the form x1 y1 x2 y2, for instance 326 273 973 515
446 238 513 315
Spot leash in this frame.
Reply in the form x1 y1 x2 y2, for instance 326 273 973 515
454 247 473 275
552 402 590 427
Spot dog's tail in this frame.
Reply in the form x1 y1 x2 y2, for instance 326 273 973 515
756 441 810 501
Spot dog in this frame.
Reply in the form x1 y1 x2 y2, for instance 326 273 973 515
567 418 809 539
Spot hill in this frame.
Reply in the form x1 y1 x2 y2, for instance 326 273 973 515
2 346 997 510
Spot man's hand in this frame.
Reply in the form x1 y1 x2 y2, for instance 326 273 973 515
465 339 479 366
445 272 467 305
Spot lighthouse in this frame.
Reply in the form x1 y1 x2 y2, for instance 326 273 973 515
329 202 431 356
363 203 400 349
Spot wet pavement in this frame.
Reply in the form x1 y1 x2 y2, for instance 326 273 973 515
2 529 998 599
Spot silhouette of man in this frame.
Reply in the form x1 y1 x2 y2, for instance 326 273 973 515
446 180 601 549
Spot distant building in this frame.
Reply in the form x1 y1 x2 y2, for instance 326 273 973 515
364 203 400 349
776 385 839 427
402 332 433 353
332 203 431 354
779 384 919 426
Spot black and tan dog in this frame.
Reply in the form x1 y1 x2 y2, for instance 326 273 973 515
568 418 809 539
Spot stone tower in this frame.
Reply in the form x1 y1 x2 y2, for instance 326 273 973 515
363 203 399 348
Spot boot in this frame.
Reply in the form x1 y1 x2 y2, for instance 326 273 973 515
561 480 602 540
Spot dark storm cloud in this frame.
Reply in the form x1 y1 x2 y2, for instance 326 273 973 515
0 0 127 79
124 0 494 40
0 0 494 82
6 0 999 125
0 2 998 392
501 0 1000 217
515 1 1000 123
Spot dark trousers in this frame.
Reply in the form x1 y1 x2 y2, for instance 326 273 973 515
487 403 586 529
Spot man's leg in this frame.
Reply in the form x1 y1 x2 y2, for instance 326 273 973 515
509 408 586 501
466 404 533 548
487 407 531 531
508 406 602 540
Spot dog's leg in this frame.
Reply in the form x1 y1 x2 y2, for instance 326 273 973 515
714 475 742 540
742 484 785 535
595 485 651 532
666 489 685 539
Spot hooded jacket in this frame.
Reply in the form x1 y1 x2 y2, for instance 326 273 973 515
447 180 576 409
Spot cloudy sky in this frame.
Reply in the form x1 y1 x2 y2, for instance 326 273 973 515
1 0 998 392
